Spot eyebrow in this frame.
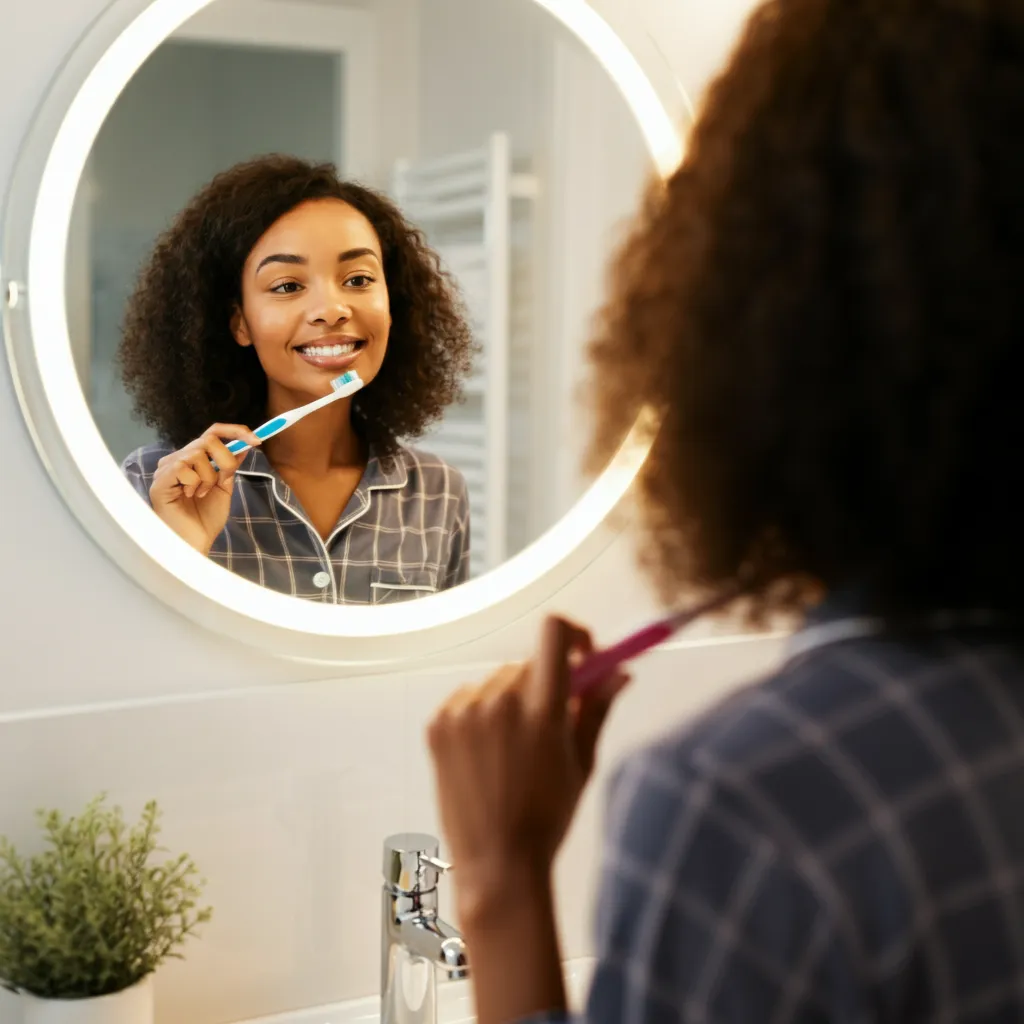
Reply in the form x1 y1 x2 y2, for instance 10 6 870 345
255 247 381 274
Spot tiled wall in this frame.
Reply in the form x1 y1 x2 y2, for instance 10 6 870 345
0 632 783 1024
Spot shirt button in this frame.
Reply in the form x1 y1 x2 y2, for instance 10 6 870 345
313 571 331 589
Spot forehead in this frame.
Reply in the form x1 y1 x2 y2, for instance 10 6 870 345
248 198 382 261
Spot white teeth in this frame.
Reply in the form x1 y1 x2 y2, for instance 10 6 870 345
300 343 356 357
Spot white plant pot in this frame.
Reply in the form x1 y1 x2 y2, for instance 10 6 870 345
20 974 154 1024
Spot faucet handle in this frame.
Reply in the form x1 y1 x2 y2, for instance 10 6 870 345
383 833 452 894
421 854 452 874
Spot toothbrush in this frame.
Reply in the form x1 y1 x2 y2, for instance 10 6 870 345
224 370 364 458
570 587 741 697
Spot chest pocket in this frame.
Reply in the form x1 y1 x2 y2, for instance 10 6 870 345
370 567 440 605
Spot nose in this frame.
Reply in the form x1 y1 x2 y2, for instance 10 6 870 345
307 281 352 327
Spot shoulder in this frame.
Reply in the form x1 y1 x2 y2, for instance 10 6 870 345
598 654 867 936
393 444 469 498
592 652 893 1018
607 641 902 863
121 442 176 477
602 676 780 883
595 637 1012 1005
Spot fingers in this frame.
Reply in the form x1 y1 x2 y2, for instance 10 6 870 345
204 422 263 448
169 462 202 499
189 451 219 495
154 424 261 500
202 436 244 496
430 616 598 738
428 665 524 744
428 615 601 765
168 445 220 500
530 615 595 717
196 424 261 486
155 423 260 469
427 667 530 799
427 684 471 749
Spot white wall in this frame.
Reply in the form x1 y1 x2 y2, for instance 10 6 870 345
414 0 553 161
365 0 421 187
0 1 768 1022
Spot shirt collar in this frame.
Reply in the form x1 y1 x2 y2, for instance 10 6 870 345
803 582 876 627
784 584 884 662
235 443 409 493
788 583 1017 661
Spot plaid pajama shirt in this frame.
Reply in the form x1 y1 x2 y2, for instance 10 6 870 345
122 442 470 603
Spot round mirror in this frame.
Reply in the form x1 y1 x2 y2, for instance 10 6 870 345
2 0 685 663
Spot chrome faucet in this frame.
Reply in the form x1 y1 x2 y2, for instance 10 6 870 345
381 833 469 1024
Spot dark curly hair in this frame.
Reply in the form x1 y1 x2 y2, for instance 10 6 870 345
586 0 1024 624
119 154 476 456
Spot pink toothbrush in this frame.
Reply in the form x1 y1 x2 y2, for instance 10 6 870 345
570 588 741 696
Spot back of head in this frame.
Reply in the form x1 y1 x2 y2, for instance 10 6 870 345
587 0 1024 622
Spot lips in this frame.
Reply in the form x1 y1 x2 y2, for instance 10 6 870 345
294 338 366 371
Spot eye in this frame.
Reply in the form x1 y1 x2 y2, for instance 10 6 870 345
345 274 375 288
270 281 302 294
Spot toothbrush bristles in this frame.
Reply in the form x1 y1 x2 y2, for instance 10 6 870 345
331 370 362 391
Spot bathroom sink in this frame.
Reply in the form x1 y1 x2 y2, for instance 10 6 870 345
233 958 596 1024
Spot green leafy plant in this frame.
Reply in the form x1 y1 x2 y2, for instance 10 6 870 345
0 795 212 999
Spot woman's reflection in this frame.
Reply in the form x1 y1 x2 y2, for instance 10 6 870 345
119 155 476 604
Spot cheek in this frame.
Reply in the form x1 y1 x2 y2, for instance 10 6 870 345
369 291 391 341
244 300 295 347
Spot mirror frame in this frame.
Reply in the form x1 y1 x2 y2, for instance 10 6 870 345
1 0 688 665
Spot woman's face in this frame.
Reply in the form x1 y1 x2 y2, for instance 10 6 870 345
232 197 391 403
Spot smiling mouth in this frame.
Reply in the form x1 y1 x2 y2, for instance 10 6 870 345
296 340 365 357
294 338 367 370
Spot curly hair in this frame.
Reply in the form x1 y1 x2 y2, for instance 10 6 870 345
119 155 476 457
586 0 1024 623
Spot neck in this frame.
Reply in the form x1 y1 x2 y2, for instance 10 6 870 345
261 383 365 473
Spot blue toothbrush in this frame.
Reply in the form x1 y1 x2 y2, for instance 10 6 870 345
224 370 364 458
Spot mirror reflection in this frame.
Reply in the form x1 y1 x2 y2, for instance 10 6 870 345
67 0 653 604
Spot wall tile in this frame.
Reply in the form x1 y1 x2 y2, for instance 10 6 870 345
0 636 783 1023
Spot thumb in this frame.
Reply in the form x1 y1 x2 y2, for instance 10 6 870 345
530 616 594 719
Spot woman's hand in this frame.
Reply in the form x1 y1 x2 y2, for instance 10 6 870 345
148 423 262 555
427 615 630 925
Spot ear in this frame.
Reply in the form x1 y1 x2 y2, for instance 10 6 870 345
231 306 253 348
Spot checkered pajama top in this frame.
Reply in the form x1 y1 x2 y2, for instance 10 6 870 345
122 442 470 604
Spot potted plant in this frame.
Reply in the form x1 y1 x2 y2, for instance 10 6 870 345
0 795 212 1024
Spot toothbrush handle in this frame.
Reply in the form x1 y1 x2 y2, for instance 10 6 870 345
569 590 739 697
224 415 290 456
570 621 675 696
219 379 360 460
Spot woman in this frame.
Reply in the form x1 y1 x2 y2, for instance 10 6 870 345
120 155 476 604
429 0 1024 1020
